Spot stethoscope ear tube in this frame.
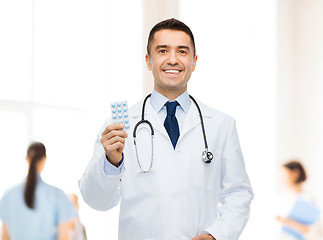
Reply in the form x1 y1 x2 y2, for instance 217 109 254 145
133 120 154 138
132 95 155 173
133 119 154 173
189 95 213 164
133 94 154 138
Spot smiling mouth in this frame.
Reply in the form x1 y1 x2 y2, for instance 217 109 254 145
163 69 182 74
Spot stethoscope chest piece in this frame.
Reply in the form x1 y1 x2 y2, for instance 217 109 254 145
202 150 213 164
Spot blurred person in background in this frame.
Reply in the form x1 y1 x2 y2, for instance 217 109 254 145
276 160 322 240
67 193 87 240
0 142 76 240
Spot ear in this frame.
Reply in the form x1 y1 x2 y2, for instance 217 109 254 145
145 54 152 71
192 54 198 72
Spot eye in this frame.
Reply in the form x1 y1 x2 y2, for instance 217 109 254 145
159 49 166 53
179 50 187 54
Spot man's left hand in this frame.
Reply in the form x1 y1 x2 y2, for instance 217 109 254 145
192 234 215 240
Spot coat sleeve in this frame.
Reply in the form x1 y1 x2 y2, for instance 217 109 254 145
78 120 124 211
205 119 254 240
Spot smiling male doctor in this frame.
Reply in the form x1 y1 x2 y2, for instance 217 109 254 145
79 18 254 240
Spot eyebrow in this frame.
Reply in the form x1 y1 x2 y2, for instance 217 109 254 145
178 45 190 51
155 45 191 51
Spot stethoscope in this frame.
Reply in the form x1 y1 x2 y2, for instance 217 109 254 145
133 94 213 173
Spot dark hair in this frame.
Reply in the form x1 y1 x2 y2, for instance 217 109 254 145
147 18 196 56
283 160 307 184
24 142 46 209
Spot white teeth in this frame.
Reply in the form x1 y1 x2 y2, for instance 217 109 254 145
164 70 180 73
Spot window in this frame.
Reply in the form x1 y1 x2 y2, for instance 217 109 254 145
0 0 142 239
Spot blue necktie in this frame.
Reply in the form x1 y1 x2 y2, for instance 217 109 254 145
164 101 180 149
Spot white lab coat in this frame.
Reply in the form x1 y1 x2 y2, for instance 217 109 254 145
79 98 254 240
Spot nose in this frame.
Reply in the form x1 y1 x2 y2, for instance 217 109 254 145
166 51 178 65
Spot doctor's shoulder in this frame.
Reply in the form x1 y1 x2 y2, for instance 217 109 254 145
197 100 237 128
127 100 143 117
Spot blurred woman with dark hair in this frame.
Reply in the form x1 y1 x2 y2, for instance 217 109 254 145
276 160 322 240
0 142 76 240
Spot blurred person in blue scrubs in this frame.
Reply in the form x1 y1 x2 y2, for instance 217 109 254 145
276 160 322 240
0 142 76 240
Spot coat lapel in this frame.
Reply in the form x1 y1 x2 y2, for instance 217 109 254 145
177 100 212 144
131 99 169 139
131 97 213 147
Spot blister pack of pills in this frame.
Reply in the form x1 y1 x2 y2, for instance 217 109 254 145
110 101 130 129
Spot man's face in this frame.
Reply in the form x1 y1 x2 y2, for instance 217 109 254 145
145 29 197 97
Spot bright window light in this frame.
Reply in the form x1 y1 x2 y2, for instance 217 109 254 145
0 0 32 101
0 0 142 239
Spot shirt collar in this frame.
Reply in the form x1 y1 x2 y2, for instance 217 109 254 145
150 89 191 113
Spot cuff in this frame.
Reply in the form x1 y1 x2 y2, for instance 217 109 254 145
103 153 124 176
